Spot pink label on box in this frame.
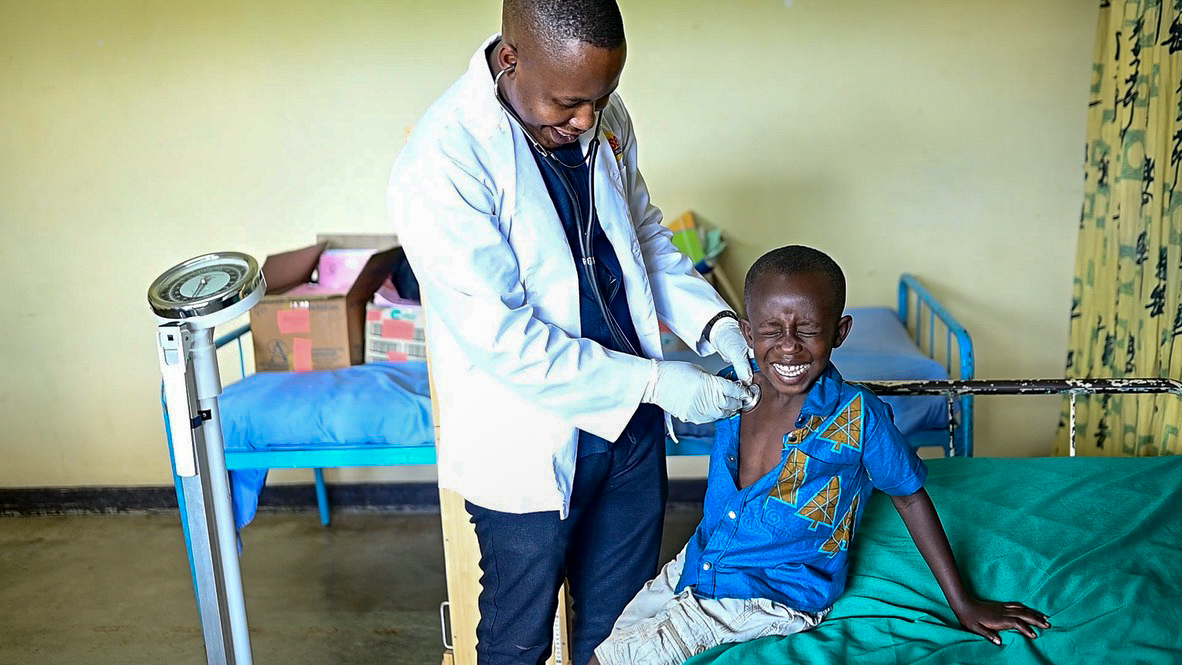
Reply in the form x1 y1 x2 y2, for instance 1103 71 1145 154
277 309 310 334
382 319 416 339
386 350 409 362
292 338 313 371
366 308 382 321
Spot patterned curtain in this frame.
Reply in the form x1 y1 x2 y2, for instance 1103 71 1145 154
1054 0 1182 457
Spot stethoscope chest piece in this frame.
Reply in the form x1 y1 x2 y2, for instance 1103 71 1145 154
740 382 761 413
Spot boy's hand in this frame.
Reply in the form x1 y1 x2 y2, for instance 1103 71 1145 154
889 490 1052 648
953 599 1051 646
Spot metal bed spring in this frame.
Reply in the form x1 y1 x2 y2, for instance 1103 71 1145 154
858 378 1182 457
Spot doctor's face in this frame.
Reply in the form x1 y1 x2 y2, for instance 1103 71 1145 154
495 37 626 150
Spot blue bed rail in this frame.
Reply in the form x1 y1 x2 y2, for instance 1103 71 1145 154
896 274 975 456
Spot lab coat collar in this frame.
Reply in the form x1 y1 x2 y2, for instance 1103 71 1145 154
459 34 512 141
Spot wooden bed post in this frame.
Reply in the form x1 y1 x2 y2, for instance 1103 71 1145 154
427 317 572 665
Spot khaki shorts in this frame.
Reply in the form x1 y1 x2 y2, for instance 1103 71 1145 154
594 547 826 665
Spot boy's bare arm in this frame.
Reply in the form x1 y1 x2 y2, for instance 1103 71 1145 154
890 489 1051 645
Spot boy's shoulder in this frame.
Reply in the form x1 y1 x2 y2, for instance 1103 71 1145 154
831 378 907 447
808 365 902 439
840 379 894 415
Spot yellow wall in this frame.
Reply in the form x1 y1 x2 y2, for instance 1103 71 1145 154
0 0 1096 487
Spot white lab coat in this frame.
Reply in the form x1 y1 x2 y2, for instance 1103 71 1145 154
388 36 730 516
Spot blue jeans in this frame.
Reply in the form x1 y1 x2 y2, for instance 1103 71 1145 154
464 405 667 665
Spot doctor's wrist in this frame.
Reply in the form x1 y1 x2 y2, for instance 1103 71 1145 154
703 310 739 343
640 359 660 403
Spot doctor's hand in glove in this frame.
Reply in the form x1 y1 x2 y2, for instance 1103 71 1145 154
641 360 749 424
707 315 754 385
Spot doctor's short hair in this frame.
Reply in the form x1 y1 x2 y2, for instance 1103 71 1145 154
504 0 625 50
743 245 847 316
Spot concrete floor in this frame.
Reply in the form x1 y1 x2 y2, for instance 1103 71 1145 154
0 507 701 665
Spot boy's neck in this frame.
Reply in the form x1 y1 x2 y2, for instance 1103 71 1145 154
754 372 812 425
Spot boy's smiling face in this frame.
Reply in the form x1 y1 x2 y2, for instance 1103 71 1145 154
740 270 852 400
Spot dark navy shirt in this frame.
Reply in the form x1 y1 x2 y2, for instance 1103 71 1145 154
676 362 927 613
529 140 660 456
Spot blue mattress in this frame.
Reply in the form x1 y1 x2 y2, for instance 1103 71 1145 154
220 362 435 450
219 362 435 528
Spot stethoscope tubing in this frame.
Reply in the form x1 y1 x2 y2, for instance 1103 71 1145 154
494 66 637 356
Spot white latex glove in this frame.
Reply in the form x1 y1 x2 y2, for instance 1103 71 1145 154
640 359 749 424
708 317 754 385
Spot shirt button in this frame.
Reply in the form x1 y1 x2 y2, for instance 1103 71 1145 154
728 456 735 462
702 562 711 571
786 433 797 443
727 511 737 520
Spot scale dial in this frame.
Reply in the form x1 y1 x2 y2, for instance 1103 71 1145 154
149 252 264 322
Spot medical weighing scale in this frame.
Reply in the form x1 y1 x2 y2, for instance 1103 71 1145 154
149 251 265 665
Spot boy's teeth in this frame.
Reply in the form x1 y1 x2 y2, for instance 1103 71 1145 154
772 363 807 379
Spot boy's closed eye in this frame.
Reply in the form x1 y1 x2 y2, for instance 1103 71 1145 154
758 327 820 338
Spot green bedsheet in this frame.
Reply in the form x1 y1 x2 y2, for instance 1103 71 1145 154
687 456 1182 665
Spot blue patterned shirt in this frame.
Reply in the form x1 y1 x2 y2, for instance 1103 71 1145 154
676 362 927 613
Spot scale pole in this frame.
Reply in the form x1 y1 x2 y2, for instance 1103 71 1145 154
150 251 263 665
164 325 254 665
190 327 253 665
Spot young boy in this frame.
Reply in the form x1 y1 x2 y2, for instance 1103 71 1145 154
592 245 1051 664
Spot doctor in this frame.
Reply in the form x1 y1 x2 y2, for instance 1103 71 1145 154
388 1 753 663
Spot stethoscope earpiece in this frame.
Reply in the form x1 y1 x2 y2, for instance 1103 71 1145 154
494 64 516 86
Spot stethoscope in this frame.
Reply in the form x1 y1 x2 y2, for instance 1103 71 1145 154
494 65 639 357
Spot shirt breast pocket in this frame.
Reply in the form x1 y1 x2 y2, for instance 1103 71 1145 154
762 448 858 537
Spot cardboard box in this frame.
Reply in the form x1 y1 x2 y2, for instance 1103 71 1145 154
250 234 400 372
364 302 427 362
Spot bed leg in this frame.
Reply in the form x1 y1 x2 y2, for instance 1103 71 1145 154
314 468 331 527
